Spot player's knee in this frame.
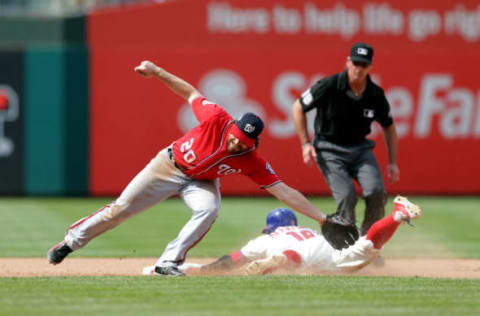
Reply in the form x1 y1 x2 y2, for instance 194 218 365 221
365 183 386 197
113 196 131 211
101 203 128 222
196 205 219 220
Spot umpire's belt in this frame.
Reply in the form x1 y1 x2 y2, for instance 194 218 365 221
168 147 184 172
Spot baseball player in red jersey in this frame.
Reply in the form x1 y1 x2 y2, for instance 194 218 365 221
48 60 332 276
184 196 421 275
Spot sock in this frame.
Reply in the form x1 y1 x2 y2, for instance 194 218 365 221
366 213 401 249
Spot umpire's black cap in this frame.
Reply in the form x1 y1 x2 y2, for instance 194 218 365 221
350 42 374 64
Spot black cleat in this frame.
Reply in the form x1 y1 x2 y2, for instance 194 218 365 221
154 265 185 276
47 241 72 265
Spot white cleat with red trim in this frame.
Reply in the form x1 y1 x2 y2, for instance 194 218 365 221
393 196 422 225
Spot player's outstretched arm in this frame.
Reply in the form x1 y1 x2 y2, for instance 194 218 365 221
134 60 202 102
266 182 327 225
201 251 248 272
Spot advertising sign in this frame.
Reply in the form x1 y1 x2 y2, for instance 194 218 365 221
88 1 480 195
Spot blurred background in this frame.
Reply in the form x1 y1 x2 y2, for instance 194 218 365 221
1 0 479 197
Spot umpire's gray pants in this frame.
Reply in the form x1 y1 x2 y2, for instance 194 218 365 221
314 139 387 235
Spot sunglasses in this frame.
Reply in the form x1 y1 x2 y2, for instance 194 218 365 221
352 61 370 68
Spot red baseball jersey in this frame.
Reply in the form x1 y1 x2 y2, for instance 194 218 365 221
172 97 281 188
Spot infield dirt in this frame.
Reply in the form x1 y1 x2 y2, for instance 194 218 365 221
1 258 480 279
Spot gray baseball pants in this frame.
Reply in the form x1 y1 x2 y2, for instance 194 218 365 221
63 146 221 268
314 139 387 235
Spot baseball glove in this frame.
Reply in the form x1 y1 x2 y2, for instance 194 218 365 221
321 214 359 250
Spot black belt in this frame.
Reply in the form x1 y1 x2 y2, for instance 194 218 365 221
167 147 183 171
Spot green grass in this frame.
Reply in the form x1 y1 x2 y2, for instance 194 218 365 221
1 196 480 315
1 275 479 316
1 196 479 258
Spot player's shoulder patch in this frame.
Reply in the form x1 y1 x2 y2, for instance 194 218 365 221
202 99 216 106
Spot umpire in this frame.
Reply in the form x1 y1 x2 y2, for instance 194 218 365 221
292 42 399 237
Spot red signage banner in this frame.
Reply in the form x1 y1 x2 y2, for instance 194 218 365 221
88 0 480 195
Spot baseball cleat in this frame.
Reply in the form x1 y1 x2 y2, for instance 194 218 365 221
47 241 72 265
154 265 185 276
393 196 422 225
245 254 287 275
142 263 203 275
143 265 156 275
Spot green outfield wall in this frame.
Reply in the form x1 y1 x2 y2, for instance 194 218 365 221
0 16 88 195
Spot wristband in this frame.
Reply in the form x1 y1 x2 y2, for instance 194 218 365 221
301 141 311 147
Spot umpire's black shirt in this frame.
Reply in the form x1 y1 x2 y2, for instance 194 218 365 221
299 71 393 145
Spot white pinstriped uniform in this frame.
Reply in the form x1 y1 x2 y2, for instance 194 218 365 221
240 226 380 271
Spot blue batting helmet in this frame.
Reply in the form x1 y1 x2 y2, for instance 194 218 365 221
262 208 298 234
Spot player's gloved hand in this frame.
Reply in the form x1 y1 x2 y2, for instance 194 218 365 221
321 213 359 250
